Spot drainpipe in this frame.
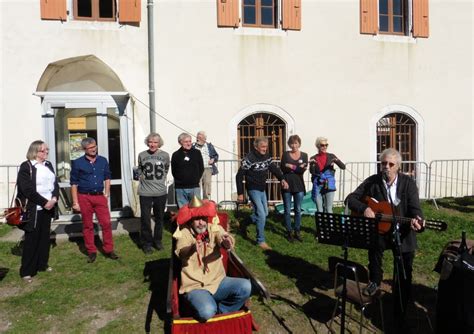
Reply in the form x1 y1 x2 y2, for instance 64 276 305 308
147 0 156 132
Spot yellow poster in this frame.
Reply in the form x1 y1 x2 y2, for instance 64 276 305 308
67 117 86 130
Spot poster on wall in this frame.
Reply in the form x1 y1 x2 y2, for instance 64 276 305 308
69 133 88 160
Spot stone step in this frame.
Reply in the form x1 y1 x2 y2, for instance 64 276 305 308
0 217 141 242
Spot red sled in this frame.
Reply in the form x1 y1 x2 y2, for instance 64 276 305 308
166 212 270 334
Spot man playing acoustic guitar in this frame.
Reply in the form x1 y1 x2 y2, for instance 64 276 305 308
345 148 425 324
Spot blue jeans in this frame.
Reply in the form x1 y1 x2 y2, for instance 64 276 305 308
183 277 251 322
175 187 201 208
247 190 268 244
282 191 304 232
314 190 335 213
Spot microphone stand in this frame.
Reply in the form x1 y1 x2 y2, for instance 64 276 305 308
386 175 406 315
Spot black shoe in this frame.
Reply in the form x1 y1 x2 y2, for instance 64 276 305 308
143 246 154 255
294 231 303 242
153 242 163 251
105 251 119 260
363 281 379 296
87 253 97 263
286 232 294 242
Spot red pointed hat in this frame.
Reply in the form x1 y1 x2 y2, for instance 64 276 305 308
176 197 217 225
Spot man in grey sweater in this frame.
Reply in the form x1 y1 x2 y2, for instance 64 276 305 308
137 133 170 254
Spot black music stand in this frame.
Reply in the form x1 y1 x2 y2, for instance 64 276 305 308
315 212 379 334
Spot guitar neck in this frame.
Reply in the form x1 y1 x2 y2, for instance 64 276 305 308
378 214 447 231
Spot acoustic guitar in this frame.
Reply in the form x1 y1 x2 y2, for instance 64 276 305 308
362 197 448 234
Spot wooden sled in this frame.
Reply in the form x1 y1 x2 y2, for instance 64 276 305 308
166 212 270 334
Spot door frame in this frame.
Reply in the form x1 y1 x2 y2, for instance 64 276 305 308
35 91 134 219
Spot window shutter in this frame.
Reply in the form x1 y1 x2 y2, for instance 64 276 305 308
40 0 67 21
216 0 239 27
360 0 377 35
282 0 301 31
119 0 141 24
413 0 429 38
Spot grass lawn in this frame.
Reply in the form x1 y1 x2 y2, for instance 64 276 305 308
0 197 472 333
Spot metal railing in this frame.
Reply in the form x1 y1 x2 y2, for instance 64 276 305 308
1 159 472 210
428 159 474 199
338 161 430 202
0 165 20 210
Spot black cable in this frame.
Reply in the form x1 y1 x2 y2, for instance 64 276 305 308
130 94 241 158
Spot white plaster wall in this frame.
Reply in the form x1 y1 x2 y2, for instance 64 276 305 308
0 0 472 166
153 0 473 162
0 0 150 164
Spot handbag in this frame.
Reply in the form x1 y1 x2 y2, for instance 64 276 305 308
3 162 32 226
3 186 28 226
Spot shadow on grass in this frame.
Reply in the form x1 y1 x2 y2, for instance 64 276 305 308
264 249 333 295
262 249 440 333
262 249 336 332
233 210 256 244
143 258 171 334
121 212 176 251
437 196 474 213
0 267 9 281
68 235 116 258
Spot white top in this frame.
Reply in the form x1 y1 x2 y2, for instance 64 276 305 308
383 175 400 206
31 160 55 210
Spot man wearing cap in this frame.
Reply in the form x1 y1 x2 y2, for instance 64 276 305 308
174 197 251 322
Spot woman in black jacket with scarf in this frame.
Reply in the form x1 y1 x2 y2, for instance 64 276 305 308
17 140 59 282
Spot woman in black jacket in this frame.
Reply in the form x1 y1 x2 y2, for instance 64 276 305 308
280 135 308 242
17 140 59 283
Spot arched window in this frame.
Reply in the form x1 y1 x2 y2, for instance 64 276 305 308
237 113 286 201
376 112 417 174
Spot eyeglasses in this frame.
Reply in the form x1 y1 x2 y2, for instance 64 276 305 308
39 149 49 153
319 144 328 147
381 161 396 167
85 145 97 150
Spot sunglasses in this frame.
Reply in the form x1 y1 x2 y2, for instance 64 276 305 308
381 161 396 167
319 144 328 147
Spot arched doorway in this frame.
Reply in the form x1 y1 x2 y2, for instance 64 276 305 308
376 112 417 174
237 113 286 202
36 55 133 217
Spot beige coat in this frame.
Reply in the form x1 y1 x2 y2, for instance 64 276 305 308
175 224 235 294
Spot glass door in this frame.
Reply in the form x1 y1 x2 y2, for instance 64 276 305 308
53 105 123 215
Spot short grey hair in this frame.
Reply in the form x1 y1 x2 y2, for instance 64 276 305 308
315 137 328 148
254 136 268 148
380 148 402 165
196 131 207 140
81 137 96 149
26 140 45 160
178 132 191 144
144 132 164 147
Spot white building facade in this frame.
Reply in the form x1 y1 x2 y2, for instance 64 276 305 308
1 0 472 213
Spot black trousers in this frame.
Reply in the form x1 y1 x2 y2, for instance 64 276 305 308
368 235 414 319
139 195 167 248
20 209 53 277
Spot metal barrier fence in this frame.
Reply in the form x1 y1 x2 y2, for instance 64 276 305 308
0 165 20 210
1 159 472 210
428 159 474 199
337 161 430 203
